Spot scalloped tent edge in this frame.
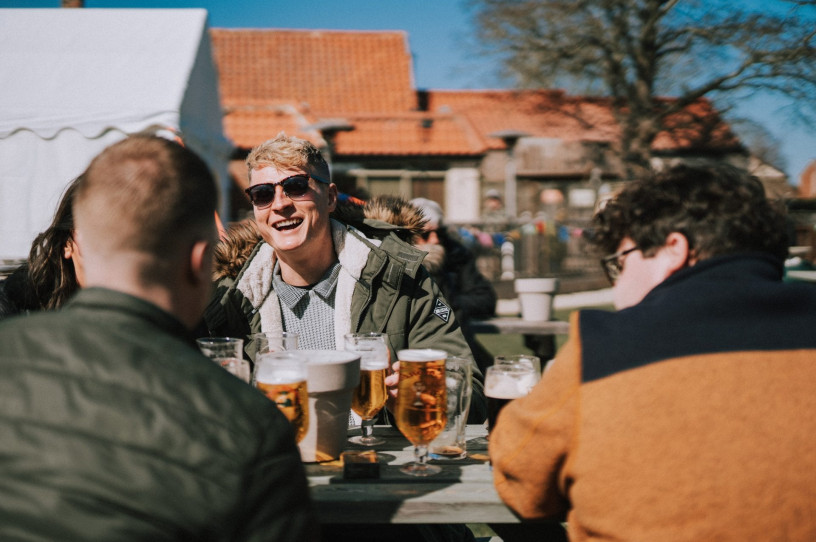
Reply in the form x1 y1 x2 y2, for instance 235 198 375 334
0 8 233 258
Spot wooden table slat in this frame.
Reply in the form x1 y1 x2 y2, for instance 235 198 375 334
469 317 570 336
305 425 519 524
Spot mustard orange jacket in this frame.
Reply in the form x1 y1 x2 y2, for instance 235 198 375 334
491 253 816 541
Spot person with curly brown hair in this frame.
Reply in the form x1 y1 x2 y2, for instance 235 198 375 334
490 162 816 541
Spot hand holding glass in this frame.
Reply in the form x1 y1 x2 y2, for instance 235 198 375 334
345 333 390 446
395 349 447 476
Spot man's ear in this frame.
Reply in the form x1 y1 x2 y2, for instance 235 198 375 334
662 232 692 274
326 183 338 213
189 240 213 285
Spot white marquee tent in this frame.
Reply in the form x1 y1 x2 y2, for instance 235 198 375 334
0 8 232 259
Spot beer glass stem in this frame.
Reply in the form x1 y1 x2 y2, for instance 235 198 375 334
350 417 386 446
415 444 429 465
361 419 375 439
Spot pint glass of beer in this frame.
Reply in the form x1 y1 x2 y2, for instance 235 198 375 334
254 352 309 443
430 356 472 460
344 333 389 446
395 349 447 476
485 362 538 436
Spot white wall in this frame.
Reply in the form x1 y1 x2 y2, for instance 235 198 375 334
444 167 480 223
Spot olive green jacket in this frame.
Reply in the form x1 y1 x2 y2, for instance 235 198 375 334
204 219 487 422
0 288 316 541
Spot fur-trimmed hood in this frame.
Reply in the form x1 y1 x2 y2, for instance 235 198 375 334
213 196 427 281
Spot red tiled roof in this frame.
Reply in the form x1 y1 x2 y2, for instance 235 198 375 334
427 90 741 153
222 104 320 149
211 29 741 157
332 113 486 156
427 90 619 150
210 29 417 114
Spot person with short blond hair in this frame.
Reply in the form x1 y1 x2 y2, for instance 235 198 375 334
205 132 486 417
0 135 316 541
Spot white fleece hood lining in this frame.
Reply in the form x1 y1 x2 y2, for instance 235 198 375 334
236 219 381 349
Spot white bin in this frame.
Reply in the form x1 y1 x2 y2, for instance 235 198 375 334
514 278 560 321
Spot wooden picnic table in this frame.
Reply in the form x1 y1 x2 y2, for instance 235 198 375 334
305 424 518 525
469 317 569 336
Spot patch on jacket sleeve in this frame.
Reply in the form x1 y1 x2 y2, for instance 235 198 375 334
433 298 451 322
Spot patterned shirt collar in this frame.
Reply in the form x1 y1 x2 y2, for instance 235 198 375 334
272 260 341 310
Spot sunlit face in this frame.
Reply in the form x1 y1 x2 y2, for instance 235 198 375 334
249 166 337 262
611 238 672 310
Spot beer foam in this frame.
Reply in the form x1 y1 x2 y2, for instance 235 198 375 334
356 343 389 370
397 349 446 362
360 359 389 370
255 352 307 384
485 374 532 399
255 363 305 384
305 350 360 366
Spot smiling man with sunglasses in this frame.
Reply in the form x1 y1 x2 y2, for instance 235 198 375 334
490 162 816 541
204 133 486 428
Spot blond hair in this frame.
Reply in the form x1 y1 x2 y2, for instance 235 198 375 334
245 132 331 183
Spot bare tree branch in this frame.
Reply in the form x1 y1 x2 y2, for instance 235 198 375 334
469 0 816 175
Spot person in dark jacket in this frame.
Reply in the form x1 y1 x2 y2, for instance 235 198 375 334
0 176 84 319
491 162 816 541
0 136 316 541
410 197 498 375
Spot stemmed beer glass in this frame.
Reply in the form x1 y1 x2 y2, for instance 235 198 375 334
344 333 389 446
395 349 447 476
254 351 309 443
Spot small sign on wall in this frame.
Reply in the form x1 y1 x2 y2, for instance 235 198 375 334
568 188 596 208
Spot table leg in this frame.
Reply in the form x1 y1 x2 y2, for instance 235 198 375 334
522 334 556 365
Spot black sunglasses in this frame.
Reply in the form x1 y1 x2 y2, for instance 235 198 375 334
600 246 638 284
244 174 329 208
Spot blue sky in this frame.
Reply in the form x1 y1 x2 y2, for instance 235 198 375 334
3 0 814 182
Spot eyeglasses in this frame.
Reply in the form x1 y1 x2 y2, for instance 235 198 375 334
244 173 329 208
600 246 638 284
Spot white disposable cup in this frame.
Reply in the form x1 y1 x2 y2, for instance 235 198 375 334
514 278 559 321
298 350 361 462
